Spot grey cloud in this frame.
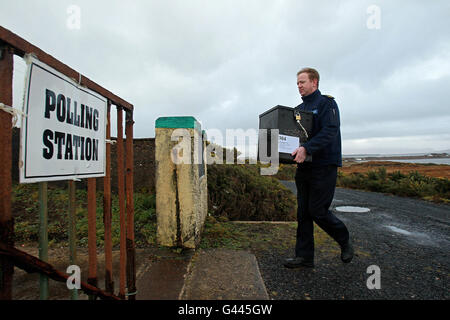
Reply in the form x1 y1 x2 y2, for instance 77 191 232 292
1 0 449 152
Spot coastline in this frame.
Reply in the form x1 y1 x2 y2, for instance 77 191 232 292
343 152 450 162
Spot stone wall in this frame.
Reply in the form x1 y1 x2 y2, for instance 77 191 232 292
109 137 156 193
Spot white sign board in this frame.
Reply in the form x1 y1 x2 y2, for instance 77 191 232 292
20 56 107 183
278 134 299 154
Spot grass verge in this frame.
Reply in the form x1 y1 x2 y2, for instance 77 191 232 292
12 183 157 248
272 162 450 203
337 168 450 203
198 216 336 252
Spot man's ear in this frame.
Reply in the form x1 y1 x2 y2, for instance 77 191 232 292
313 79 318 88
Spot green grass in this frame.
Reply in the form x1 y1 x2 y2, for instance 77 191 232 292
269 162 450 203
12 162 298 248
12 183 157 248
272 163 297 181
16 164 447 252
337 168 450 203
207 163 297 221
198 216 298 250
198 215 339 252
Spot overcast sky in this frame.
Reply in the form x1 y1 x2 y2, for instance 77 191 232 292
1 0 449 155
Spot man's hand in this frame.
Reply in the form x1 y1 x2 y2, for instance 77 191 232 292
292 146 307 163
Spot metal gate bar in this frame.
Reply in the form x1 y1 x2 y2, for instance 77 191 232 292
0 243 120 300
103 101 114 294
126 109 136 299
87 177 97 299
116 106 126 299
0 44 14 300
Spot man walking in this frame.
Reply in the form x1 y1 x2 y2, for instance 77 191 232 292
284 67 353 268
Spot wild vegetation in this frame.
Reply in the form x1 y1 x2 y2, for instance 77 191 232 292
12 162 297 247
12 183 157 247
207 163 296 221
11 159 449 248
273 161 450 203
337 168 450 203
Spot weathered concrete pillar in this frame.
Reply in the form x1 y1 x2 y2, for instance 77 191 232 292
155 116 208 248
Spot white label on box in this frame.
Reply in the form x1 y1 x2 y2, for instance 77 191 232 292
278 134 299 154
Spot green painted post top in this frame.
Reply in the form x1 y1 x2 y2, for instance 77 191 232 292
156 116 201 130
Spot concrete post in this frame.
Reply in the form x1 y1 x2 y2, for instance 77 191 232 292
155 116 208 249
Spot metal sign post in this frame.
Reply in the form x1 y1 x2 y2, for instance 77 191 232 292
38 182 49 299
0 44 14 300
68 180 78 300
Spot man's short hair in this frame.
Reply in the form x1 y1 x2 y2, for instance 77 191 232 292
297 67 320 85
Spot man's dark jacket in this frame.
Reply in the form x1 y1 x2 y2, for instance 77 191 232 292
294 89 342 167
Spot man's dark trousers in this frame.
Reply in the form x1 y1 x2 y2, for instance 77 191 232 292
295 164 349 260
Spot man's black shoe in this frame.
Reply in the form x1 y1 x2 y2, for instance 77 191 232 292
340 240 354 263
283 257 314 268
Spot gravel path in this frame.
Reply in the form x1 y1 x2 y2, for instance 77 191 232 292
254 183 450 300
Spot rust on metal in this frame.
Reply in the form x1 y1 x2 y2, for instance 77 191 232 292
103 101 114 294
87 178 97 292
38 181 49 299
0 243 120 300
116 106 126 299
125 109 136 300
0 26 133 111
0 44 14 300
67 180 78 300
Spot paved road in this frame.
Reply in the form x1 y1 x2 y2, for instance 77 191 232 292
255 182 449 300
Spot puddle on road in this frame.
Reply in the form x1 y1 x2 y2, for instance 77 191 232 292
335 206 371 213
386 225 412 236
384 225 437 246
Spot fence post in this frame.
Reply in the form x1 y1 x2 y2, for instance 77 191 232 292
125 109 136 299
39 182 49 299
68 180 78 300
87 178 97 299
103 101 114 294
117 106 126 299
0 44 14 300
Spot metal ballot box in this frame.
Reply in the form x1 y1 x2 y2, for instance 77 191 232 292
258 105 313 164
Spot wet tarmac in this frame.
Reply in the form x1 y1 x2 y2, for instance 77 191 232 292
269 182 450 299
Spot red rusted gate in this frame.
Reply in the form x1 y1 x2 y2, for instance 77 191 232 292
0 26 135 300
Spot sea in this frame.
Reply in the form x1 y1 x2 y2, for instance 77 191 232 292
343 155 450 166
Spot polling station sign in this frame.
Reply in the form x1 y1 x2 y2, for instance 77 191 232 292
20 56 106 183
